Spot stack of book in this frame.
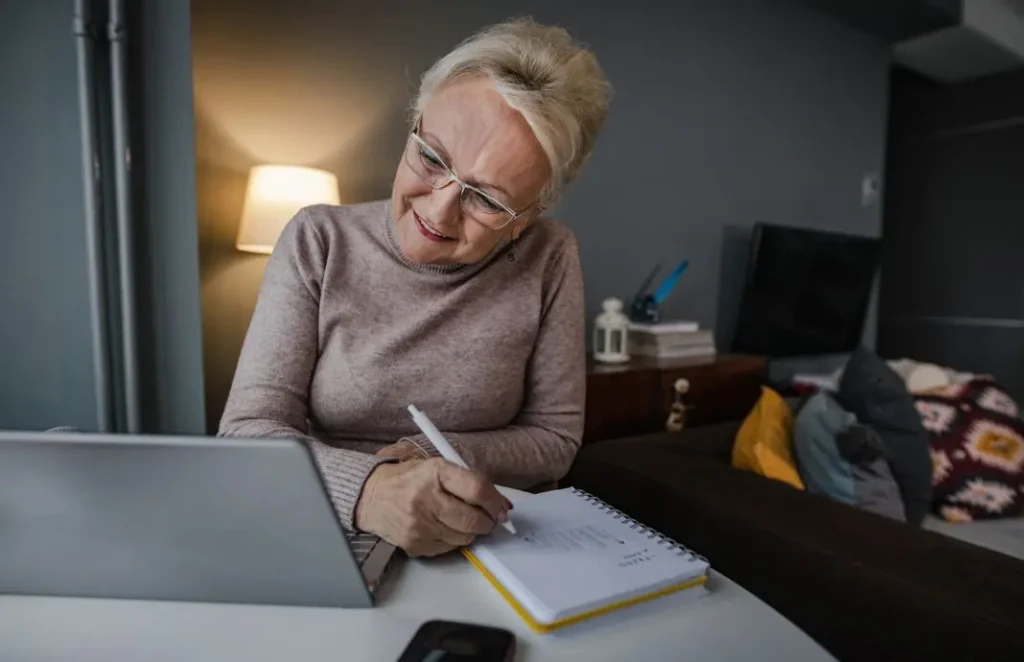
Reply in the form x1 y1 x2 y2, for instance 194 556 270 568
627 320 716 360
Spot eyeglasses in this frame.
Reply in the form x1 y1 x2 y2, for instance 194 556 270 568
404 124 533 231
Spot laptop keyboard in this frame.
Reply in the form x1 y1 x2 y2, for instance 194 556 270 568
345 530 381 567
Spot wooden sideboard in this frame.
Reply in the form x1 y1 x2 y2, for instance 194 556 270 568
583 354 766 444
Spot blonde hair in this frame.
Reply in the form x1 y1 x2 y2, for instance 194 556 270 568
413 18 613 206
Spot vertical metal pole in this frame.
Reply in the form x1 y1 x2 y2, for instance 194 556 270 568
108 0 141 433
73 0 114 433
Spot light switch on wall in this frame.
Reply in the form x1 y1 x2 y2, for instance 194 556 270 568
862 173 880 206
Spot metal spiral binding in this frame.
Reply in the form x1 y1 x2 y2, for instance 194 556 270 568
569 488 707 565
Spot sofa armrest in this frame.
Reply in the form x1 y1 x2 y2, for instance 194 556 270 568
581 421 740 463
566 444 1024 661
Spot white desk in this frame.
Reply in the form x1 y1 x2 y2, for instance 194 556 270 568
0 554 833 661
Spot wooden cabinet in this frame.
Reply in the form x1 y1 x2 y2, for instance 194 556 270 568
584 354 766 444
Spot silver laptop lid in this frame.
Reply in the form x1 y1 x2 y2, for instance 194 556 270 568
0 431 374 608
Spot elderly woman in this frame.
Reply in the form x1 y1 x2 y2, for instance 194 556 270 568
219 19 612 557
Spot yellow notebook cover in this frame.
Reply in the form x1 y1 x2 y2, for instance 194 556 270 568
463 548 707 633
461 488 710 633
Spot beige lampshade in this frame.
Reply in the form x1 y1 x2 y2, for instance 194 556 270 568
236 165 340 254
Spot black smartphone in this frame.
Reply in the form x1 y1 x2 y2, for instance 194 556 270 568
396 619 516 662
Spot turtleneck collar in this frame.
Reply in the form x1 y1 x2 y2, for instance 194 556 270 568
380 199 512 279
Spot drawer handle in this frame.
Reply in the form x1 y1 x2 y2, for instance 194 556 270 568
666 378 695 432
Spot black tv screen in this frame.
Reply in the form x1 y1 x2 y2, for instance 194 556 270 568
731 223 881 357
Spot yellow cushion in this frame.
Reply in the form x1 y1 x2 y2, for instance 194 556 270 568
731 387 804 489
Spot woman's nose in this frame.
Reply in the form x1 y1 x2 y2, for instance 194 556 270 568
424 182 462 226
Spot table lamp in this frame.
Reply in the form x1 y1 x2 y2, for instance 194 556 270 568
235 164 340 254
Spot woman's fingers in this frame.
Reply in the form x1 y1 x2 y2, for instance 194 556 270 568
436 460 508 524
434 518 478 548
354 457 512 557
435 491 495 536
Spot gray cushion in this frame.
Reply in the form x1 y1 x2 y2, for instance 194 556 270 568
838 424 906 522
794 392 907 521
837 347 931 525
793 392 856 503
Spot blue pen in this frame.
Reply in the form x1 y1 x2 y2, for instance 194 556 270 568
653 259 689 305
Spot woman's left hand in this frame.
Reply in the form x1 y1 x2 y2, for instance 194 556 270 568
376 439 426 461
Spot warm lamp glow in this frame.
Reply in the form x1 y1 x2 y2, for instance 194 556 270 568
236 165 340 254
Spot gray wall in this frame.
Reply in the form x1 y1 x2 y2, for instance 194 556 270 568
131 0 208 434
0 0 101 430
798 0 961 41
0 0 206 433
194 0 891 430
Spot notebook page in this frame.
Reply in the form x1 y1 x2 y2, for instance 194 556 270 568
468 488 708 624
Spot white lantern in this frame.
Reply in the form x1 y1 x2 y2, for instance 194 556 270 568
593 298 631 363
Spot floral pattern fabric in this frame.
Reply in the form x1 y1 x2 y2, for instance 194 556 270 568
915 379 1024 522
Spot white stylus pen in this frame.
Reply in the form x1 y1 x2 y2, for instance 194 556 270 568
407 404 517 535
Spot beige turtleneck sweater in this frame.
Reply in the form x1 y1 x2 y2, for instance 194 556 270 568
218 200 586 529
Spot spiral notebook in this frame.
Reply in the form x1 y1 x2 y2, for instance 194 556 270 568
463 487 710 633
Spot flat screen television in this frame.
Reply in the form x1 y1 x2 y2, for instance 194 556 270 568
731 223 881 357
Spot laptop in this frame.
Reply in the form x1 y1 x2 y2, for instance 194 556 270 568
0 430 398 607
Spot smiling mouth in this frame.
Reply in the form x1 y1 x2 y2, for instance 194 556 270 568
413 211 454 242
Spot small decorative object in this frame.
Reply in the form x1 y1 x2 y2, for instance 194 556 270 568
666 378 693 432
593 298 630 363
630 258 689 323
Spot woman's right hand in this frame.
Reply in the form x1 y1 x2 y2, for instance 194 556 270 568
354 458 512 557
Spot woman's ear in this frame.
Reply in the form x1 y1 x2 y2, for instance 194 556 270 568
511 214 533 239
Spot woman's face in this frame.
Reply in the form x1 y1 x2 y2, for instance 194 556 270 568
391 77 551 266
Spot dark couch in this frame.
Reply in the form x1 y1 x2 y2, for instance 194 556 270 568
566 423 1024 661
